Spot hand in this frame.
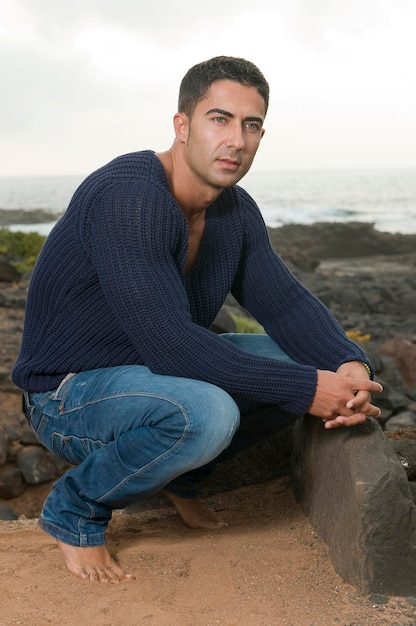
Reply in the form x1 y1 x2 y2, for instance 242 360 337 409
336 360 381 425
308 368 383 429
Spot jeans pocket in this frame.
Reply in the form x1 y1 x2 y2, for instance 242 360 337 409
49 373 77 405
27 391 54 440
50 432 105 465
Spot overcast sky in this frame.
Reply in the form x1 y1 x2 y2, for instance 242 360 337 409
1 0 415 176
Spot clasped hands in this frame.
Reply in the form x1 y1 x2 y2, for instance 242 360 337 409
308 361 383 429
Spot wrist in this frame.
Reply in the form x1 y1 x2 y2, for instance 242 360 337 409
361 361 372 379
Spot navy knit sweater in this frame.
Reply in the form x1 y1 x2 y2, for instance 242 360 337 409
12 151 371 415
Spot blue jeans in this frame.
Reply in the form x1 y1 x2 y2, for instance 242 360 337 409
25 334 299 547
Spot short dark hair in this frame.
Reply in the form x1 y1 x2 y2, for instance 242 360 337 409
178 56 269 118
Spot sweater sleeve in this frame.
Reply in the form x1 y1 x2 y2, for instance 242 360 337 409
231 196 373 374
81 179 318 415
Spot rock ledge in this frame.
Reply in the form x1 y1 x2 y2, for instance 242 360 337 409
292 415 416 596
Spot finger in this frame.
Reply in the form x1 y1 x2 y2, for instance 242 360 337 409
361 381 383 394
324 412 367 429
346 389 381 414
365 405 382 418
348 380 383 395
323 416 342 428
346 390 369 409
346 400 381 418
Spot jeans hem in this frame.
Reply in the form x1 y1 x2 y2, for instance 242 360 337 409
38 516 106 547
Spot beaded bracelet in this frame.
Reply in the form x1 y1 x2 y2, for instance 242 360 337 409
361 361 372 379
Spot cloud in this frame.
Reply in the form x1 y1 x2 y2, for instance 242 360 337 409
0 0 415 174
5 0 259 48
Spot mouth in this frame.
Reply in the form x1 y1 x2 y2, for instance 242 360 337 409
217 157 241 170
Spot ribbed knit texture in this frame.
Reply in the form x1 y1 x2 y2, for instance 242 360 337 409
12 151 371 415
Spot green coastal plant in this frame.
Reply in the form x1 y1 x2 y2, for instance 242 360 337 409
0 229 45 274
230 313 265 334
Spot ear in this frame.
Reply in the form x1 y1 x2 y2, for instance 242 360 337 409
173 112 189 144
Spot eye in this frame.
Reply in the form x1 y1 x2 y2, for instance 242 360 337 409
245 121 261 132
213 116 227 124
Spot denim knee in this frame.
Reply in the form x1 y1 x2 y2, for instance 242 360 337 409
182 384 240 467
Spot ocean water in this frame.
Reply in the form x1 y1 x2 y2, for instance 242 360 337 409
242 168 416 234
0 168 415 235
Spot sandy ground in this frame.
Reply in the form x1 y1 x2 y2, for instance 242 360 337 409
1 477 415 626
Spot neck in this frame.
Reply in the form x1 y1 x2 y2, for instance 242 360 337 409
156 146 222 222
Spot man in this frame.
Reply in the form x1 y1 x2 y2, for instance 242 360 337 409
13 56 382 583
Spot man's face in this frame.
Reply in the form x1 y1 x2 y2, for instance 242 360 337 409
178 79 266 190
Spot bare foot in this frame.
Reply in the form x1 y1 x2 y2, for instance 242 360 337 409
161 490 228 529
57 540 135 583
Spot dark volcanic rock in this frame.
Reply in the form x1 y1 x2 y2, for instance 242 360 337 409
16 446 60 485
0 261 21 283
0 466 25 498
379 335 416 388
0 502 18 520
267 221 416 260
388 438 416 480
291 415 416 596
0 208 60 227
0 424 9 465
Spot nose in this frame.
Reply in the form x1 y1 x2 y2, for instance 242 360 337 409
226 122 245 150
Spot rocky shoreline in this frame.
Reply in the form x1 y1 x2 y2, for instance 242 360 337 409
1 221 416 521
0 208 60 227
